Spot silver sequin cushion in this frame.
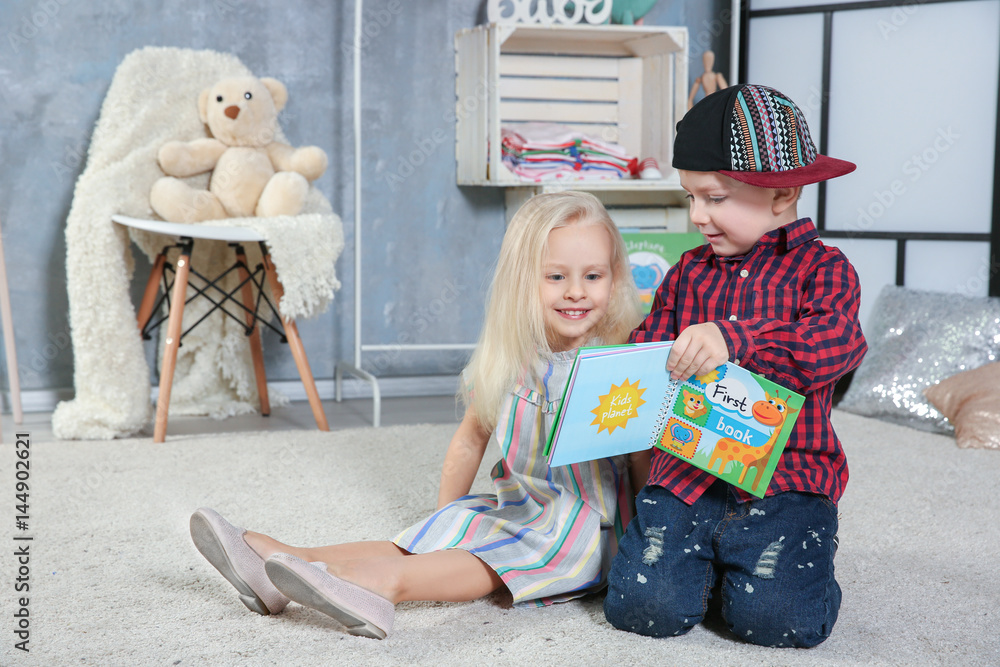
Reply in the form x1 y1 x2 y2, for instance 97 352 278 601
838 285 1000 433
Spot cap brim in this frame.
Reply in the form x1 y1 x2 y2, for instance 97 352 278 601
720 155 857 188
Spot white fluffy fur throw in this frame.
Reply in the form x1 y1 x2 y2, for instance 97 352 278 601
52 47 344 440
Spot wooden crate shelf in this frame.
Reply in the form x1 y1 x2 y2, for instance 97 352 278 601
454 22 688 193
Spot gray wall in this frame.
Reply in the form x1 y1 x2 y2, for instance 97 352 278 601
0 0 730 401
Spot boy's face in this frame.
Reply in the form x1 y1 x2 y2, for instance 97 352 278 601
679 170 795 256
540 222 614 352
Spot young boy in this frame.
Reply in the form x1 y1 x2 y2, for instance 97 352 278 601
604 84 867 648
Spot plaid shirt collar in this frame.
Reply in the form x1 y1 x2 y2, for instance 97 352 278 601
691 218 819 263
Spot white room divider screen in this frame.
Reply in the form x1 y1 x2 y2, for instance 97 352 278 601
741 0 1000 330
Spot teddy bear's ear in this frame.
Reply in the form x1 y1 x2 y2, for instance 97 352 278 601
260 78 288 112
198 87 212 124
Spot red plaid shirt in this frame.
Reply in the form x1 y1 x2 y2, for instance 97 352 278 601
631 219 867 505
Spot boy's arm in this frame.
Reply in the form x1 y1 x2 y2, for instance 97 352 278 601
715 251 867 392
437 407 491 509
631 256 729 381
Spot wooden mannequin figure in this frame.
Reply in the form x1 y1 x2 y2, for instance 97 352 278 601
688 50 729 109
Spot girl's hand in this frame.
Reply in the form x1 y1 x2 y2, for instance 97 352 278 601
666 322 729 381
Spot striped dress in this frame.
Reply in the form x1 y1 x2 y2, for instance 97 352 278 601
393 350 634 607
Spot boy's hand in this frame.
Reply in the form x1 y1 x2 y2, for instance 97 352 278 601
667 322 729 381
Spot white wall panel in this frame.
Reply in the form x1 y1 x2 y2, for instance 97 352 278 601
747 13 825 225
905 241 993 297
825 1 1000 235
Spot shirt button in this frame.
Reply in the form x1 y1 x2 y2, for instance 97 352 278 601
739 269 749 278
729 315 738 321
733 358 741 365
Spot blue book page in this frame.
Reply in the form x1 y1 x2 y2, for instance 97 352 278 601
549 343 675 467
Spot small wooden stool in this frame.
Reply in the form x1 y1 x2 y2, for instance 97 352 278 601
113 215 329 442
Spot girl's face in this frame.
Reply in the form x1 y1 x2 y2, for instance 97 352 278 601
679 170 789 256
540 222 614 352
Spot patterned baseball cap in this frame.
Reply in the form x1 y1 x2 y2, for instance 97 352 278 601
673 84 856 187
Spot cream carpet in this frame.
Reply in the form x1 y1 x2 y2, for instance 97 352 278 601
5 411 998 666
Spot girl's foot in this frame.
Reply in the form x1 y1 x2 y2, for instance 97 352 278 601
189 508 290 615
264 553 394 639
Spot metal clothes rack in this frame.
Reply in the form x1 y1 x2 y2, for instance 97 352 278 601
334 0 475 427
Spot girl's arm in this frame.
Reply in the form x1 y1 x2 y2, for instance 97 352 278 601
437 408 492 510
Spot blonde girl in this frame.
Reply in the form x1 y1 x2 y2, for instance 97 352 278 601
190 191 644 639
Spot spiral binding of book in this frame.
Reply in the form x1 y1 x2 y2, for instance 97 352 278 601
647 380 681 449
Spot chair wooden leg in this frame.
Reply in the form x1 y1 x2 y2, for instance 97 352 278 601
261 250 329 432
137 251 167 332
235 247 270 416
154 243 193 443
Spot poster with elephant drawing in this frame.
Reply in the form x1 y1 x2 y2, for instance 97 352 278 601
622 233 704 313
546 342 804 498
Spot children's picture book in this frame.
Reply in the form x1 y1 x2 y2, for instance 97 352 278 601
545 342 805 498
621 232 704 313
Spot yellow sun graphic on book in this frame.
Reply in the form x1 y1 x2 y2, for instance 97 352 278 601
695 368 721 385
590 379 646 435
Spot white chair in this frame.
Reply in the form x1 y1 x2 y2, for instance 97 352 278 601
52 47 343 441
114 215 328 443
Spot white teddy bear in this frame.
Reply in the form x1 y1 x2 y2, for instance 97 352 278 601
150 75 328 222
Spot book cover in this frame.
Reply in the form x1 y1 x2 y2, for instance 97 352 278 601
622 232 704 313
546 342 805 498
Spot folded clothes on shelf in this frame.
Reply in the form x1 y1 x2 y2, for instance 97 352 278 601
500 122 639 182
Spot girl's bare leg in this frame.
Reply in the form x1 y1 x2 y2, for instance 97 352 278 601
244 531 503 604
244 531 405 563
332 549 503 603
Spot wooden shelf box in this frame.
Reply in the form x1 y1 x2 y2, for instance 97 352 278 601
454 23 688 190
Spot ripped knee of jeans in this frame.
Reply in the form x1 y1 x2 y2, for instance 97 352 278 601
641 526 665 565
752 538 785 579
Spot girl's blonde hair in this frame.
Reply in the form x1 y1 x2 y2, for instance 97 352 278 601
463 191 642 432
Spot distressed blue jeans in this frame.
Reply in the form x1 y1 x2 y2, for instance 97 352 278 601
604 481 841 647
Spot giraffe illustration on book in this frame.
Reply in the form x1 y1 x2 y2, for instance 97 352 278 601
707 391 799 492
